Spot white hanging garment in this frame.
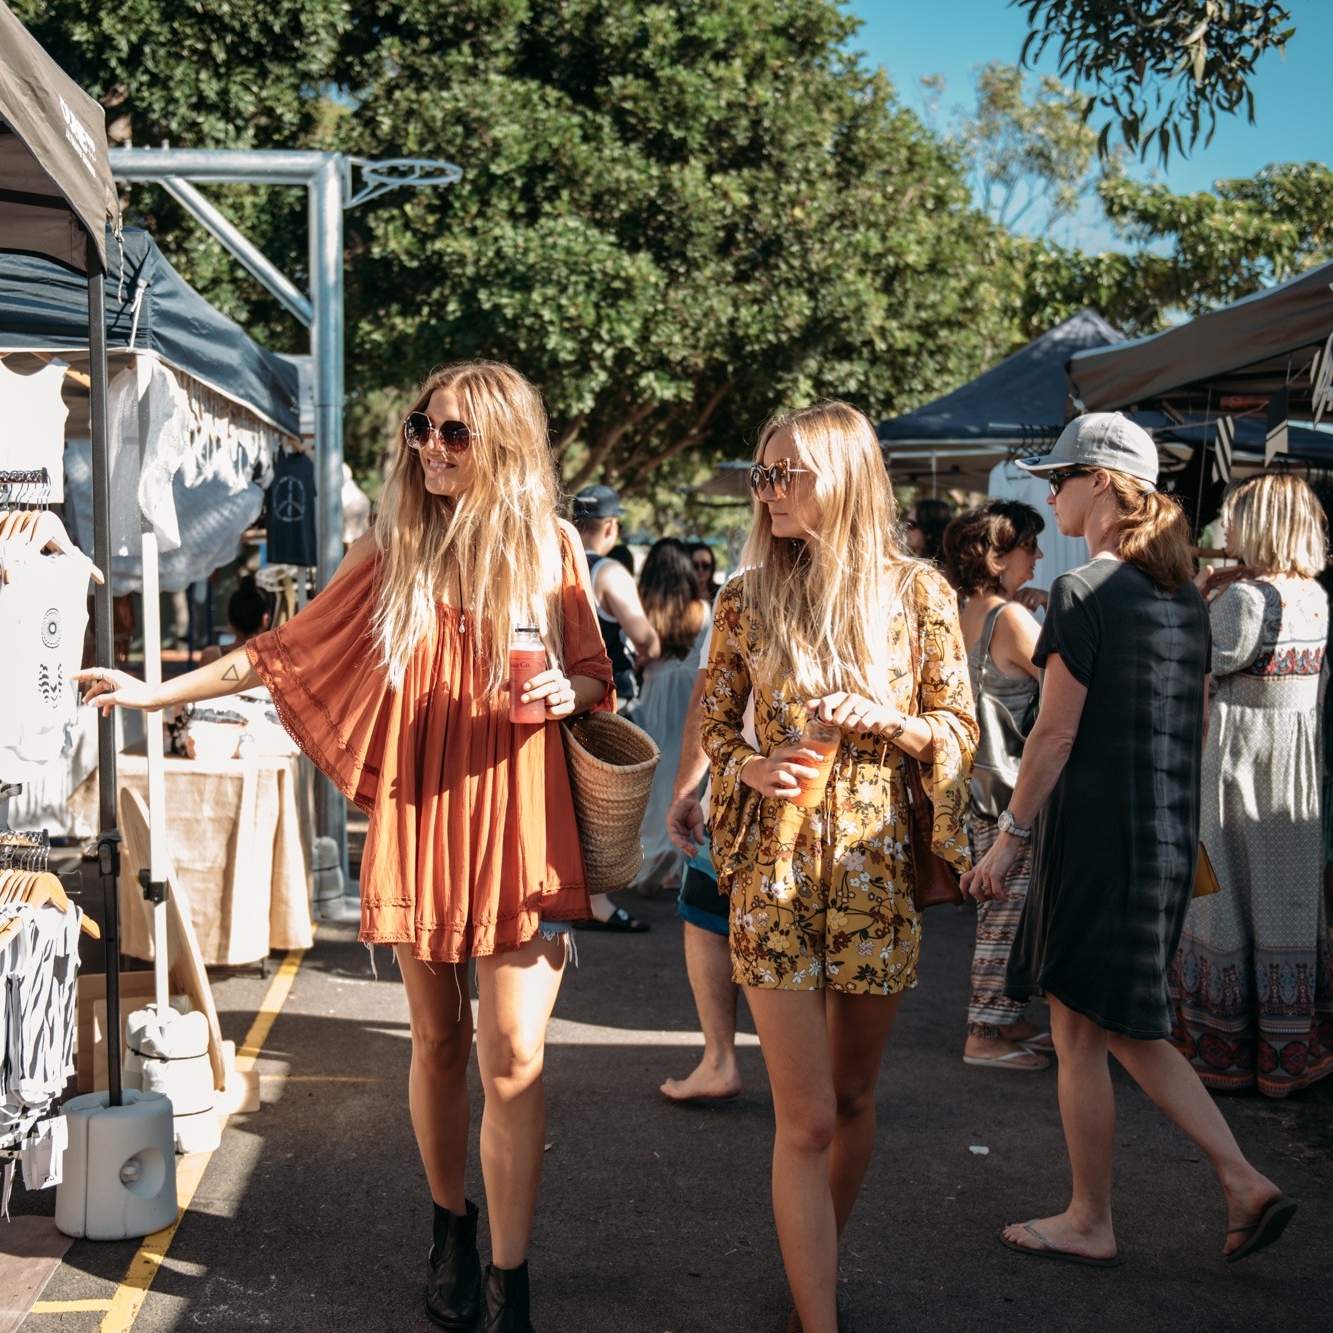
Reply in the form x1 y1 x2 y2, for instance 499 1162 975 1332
0 360 69 503
0 541 95 763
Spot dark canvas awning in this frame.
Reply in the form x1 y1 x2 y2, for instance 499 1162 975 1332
878 310 1123 447
1068 260 1333 416
0 227 300 435
0 1 119 272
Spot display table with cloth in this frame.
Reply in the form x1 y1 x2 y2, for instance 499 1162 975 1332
70 749 312 966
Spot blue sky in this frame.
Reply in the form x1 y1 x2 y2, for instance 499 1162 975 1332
847 0 1332 249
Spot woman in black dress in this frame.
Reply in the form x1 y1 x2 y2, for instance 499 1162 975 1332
964 413 1296 1266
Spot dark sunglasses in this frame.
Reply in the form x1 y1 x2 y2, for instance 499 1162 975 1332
1047 467 1095 496
403 413 479 454
748 458 810 500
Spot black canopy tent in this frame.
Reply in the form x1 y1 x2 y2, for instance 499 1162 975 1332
876 310 1124 491
1067 259 1333 418
0 227 300 436
0 0 125 1103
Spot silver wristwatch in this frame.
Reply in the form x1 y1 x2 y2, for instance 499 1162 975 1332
997 809 1032 840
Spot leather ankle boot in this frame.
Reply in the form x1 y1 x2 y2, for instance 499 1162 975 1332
483 1260 533 1333
425 1199 481 1329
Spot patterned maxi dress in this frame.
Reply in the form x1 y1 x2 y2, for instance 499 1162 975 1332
700 566 976 994
1171 575 1333 1096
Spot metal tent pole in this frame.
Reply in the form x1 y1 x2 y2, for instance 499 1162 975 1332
87 230 122 1107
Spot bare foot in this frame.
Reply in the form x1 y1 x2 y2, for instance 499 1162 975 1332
964 1033 1049 1070
1000 1210 1117 1262
1222 1169 1284 1256
660 1056 741 1101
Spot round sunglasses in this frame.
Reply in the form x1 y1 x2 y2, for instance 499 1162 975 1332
748 458 810 500
403 413 480 454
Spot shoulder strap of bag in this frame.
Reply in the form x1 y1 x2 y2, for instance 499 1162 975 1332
975 602 1007 690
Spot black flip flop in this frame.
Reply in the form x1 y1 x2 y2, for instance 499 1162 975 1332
575 907 651 933
1225 1197 1298 1262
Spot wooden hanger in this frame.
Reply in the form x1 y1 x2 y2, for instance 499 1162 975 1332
0 865 100 942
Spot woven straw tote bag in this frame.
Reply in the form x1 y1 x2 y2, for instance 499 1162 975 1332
561 711 661 892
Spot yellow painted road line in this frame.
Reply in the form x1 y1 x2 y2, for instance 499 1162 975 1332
95 945 308 1333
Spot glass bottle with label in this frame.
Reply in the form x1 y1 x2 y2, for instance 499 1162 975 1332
508 626 548 724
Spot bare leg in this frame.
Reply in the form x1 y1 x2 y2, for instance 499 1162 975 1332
745 986 839 1333
395 948 473 1215
474 932 566 1269
661 923 742 1101
1000 995 1118 1260
826 990 902 1235
1107 1032 1282 1254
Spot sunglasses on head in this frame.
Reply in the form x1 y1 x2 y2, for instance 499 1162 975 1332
748 458 810 500
1047 467 1095 496
403 413 479 454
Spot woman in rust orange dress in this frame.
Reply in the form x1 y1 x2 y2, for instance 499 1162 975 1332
76 361 614 1333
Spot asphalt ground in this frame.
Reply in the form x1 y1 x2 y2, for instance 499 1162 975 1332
15 886 1333 1333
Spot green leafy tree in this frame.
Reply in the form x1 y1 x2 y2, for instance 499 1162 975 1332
958 61 1100 232
1017 0 1297 163
1015 161 1333 337
20 0 1022 494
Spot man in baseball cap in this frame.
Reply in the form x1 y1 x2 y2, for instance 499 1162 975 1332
570 484 625 522
1017 412 1159 490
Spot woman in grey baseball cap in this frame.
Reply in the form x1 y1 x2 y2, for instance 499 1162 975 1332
962 413 1295 1266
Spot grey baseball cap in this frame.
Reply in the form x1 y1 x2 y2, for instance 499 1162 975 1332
570 484 624 520
1017 412 1159 488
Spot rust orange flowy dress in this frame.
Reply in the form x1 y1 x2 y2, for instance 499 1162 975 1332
245 531 615 962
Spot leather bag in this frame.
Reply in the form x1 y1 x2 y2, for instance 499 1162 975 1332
969 605 1039 820
903 587 965 911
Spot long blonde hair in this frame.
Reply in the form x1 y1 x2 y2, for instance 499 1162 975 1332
1223 472 1328 577
371 361 565 691
740 401 916 700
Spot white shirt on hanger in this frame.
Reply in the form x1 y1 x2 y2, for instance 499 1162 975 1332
0 360 69 504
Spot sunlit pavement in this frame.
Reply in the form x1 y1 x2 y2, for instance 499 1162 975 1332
19 888 1332 1333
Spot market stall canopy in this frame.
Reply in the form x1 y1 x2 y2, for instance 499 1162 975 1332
0 227 300 434
876 310 1123 491
1067 260 1333 416
0 0 119 272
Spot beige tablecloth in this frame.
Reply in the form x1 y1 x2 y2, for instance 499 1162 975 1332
71 752 313 966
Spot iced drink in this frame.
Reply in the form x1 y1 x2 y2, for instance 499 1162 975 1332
509 628 548 724
790 717 841 808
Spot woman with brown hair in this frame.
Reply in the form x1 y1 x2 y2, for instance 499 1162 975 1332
631 537 712 889
702 401 976 1332
1172 472 1333 1097
76 361 614 1332
942 500 1050 1071
965 413 1294 1267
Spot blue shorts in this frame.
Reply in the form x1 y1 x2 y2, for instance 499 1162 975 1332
676 841 728 937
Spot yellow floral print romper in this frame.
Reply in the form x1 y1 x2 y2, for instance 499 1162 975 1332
701 566 977 995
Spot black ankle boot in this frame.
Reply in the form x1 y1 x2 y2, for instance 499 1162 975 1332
425 1200 481 1330
483 1260 533 1333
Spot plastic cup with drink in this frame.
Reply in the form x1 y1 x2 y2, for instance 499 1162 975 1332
790 716 841 809
508 626 549 725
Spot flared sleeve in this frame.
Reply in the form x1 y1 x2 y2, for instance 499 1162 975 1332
246 555 393 814
699 578 761 868
907 566 978 874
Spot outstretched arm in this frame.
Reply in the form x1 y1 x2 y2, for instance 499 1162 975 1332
74 647 262 716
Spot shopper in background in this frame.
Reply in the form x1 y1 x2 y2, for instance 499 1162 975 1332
1172 472 1333 1097
702 402 976 1333
570 483 659 933
632 538 712 892
901 497 954 565
965 413 1294 1267
689 540 722 601
76 360 615 1333
942 501 1050 1073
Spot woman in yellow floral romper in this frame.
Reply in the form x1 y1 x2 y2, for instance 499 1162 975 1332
701 402 976 1333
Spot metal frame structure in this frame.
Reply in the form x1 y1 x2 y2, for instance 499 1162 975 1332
107 148 461 876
